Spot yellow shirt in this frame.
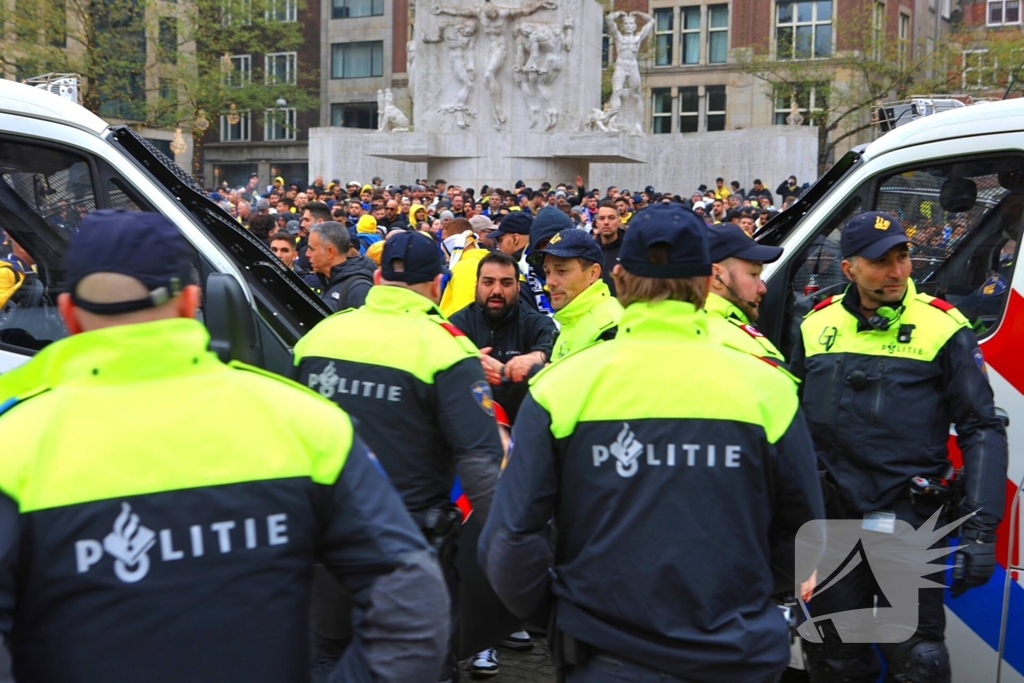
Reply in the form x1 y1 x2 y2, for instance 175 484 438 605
714 187 731 200
440 248 488 317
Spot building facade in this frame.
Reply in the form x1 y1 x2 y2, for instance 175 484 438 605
636 0 956 155
201 0 323 189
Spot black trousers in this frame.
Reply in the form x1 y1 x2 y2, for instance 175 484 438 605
802 494 948 680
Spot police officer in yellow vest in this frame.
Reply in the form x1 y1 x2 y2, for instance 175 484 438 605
792 211 1008 683
0 210 449 683
705 223 787 365
480 203 825 682
527 228 623 362
293 230 504 683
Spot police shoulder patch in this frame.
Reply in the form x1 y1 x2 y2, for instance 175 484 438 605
973 347 988 376
812 295 838 312
736 321 765 338
925 296 955 312
439 321 466 337
471 380 495 416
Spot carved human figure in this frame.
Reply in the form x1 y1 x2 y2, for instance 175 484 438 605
424 21 478 128
606 11 654 135
431 0 557 130
512 20 571 130
378 88 411 132
406 39 417 100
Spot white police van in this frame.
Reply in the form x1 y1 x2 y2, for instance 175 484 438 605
0 78 330 376
755 99 1024 682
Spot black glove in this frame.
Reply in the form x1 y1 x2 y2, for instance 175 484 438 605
950 529 997 598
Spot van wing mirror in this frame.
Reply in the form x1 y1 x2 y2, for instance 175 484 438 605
204 273 262 366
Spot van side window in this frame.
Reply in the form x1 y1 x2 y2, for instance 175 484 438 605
786 156 1023 350
0 141 96 351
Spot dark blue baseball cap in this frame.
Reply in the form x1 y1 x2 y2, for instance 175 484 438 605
527 228 602 268
66 209 192 315
381 230 443 284
708 223 783 264
490 211 533 238
619 204 711 278
840 211 910 259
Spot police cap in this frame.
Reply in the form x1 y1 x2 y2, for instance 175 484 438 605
527 228 602 268
708 223 783 264
619 203 711 278
841 211 910 259
66 209 192 315
381 231 444 284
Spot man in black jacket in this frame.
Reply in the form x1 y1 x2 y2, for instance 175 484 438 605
593 200 624 297
449 251 556 423
304 221 373 311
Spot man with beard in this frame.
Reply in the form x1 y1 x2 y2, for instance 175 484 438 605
704 223 787 365
449 251 555 424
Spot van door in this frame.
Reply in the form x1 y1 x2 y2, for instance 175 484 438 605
761 142 1024 681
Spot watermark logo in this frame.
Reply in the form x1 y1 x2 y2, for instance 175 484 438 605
795 509 971 644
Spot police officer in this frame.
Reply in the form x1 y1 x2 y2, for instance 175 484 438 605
293 230 504 682
480 204 824 682
705 223 787 365
0 210 449 683
792 211 1008 683
528 228 623 362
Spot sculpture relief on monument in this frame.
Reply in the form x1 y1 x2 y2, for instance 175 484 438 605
377 89 411 132
423 21 479 129
605 11 654 137
512 19 573 130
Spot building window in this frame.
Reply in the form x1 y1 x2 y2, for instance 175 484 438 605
679 86 698 133
989 0 1022 24
221 0 252 26
962 50 994 90
774 84 827 124
708 5 728 64
706 85 726 131
159 17 177 64
681 7 700 65
776 1 832 60
651 89 672 133
899 12 910 68
266 0 296 22
331 41 384 79
873 1 885 60
224 54 251 87
331 102 379 128
654 9 673 66
265 52 296 85
220 111 251 141
332 0 383 18
265 108 297 141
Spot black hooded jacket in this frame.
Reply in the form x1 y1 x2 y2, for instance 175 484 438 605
306 256 375 312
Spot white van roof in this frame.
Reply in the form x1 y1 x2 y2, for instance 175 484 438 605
0 78 108 136
864 97 1024 161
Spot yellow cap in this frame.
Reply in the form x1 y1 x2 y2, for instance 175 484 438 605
356 214 378 234
366 240 385 266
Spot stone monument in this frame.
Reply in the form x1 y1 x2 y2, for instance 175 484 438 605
311 0 647 189
362 0 647 189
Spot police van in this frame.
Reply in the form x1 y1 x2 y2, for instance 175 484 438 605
754 99 1024 682
0 78 329 377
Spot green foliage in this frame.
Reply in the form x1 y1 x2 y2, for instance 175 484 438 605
1 0 318 133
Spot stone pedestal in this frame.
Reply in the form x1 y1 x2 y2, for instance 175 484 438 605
366 130 647 190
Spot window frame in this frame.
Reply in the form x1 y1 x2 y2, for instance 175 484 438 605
266 0 296 22
330 102 379 128
331 0 384 19
775 0 833 61
224 54 252 88
220 110 252 142
330 41 385 79
680 6 701 65
653 8 674 67
651 88 673 133
705 85 726 131
773 84 827 125
678 86 699 133
707 4 728 64
962 49 994 91
988 0 1022 26
264 108 297 141
265 51 297 85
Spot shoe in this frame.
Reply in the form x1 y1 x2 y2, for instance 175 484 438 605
500 630 533 652
469 648 499 679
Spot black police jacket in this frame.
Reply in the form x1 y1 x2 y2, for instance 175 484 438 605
790 281 1007 530
597 231 624 297
449 301 556 422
